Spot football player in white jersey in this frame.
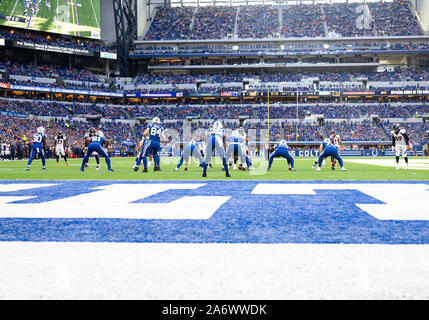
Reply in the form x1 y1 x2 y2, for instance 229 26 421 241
391 123 410 170
226 130 247 171
197 139 211 168
54 131 69 167
237 127 253 170
329 131 344 170
202 121 230 178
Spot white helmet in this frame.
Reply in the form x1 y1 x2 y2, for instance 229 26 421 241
96 130 104 137
37 127 45 134
152 117 161 124
232 130 240 138
213 120 223 129
279 139 288 147
324 138 331 144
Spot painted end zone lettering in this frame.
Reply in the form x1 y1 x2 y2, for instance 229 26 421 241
1 181 429 243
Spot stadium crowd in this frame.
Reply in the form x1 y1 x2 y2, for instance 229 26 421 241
142 1 423 40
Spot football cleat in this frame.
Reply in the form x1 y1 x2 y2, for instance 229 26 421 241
209 163 212 168
96 165 100 170
154 166 161 171
80 168 84 172
396 164 400 170
331 166 336 170
316 167 321 171
184 167 188 171
133 166 139 171
291 168 296 171
341 167 347 171
202 171 207 177
43 167 47 171
312 164 316 169
26 167 30 171
225 172 231 178
142 168 148 173
174 167 179 171
108 168 114 172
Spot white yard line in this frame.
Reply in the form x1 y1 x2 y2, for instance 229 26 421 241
56 0 59 32
89 0 99 29
10 0 20 17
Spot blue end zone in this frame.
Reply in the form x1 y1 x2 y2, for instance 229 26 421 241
1 180 429 244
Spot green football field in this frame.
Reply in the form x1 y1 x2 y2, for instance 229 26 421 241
0 0 101 38
1 157 429 180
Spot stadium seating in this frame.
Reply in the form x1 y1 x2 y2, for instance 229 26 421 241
237 6 279 39
141 2 424 40
190 6 236 40
0 28 108 52
323 3 375 37
281 5 325 38
144 7 194 40
369 1 424 36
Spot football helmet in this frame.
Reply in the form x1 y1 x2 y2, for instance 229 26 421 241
393 123 401 132
37 127 45 134
152 117 161 124
213 120 223 129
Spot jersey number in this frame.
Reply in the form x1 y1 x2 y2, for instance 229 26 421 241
150 127 162 136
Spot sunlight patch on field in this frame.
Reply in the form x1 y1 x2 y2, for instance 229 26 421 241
346 158 429 170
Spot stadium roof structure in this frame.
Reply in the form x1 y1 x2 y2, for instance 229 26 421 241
170 0 395 7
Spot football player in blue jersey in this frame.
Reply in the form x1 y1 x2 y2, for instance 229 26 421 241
84 128 101 170
202 120 230 178
316 138 347 171
26 126 47 171
175 140 204 171
137 117 167 172
80 130 114 172
267 139 296 171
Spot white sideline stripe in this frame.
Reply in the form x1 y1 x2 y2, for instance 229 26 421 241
0 242 429 299
346 158 429 170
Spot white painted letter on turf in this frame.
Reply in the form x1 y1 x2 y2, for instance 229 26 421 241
0 184 230 219
252 183 429 220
